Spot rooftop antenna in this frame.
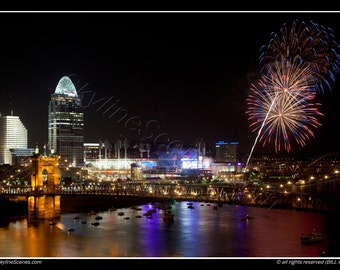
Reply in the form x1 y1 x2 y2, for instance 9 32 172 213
7 92 14 116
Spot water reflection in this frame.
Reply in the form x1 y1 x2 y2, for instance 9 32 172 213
0 201 338 257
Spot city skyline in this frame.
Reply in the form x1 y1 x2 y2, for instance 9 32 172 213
0 12 340 156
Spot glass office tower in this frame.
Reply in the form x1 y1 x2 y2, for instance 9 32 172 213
48 76 84 167
0 114 28 165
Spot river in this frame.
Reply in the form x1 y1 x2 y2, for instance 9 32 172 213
0 200 339 261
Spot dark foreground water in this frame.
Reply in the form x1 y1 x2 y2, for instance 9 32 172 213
0 200 339 259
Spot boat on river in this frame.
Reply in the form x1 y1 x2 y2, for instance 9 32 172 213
301 231 325 244
163 210 174 222
241 214 254 221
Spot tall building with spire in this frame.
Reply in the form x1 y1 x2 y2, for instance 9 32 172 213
0 113 28 165
48 76 84 167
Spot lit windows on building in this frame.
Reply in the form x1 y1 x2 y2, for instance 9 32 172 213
48 76 84 167
0 114 28 165
215 140 238 163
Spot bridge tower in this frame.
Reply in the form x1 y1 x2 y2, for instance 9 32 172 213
28 147 61 220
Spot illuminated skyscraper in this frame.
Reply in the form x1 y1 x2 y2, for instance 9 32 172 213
0 113 28 165
48 76 84 166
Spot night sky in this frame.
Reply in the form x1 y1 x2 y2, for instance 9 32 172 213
0 11 340 156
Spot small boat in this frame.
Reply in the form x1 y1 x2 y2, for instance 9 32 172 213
163 211 174 222
147 209 156 214
49 220 57 226
88 211 96 216
67 228 75 232
143 212 152 217
320 250 328 257
241 215 254 221
301 231 325 244
160 204 172 210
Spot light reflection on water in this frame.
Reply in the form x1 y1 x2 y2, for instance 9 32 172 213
0 201 338 257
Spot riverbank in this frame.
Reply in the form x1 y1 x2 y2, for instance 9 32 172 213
0 195 27 217
1 193 339 220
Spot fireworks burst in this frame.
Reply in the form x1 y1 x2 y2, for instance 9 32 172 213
245 19 340 166
259 19 340 94
246 59 323 154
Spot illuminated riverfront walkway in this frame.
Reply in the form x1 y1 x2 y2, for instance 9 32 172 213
2 176 340 212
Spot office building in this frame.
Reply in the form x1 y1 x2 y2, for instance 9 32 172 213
215 141 239 163
0 114 28 165
48 76 84 167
